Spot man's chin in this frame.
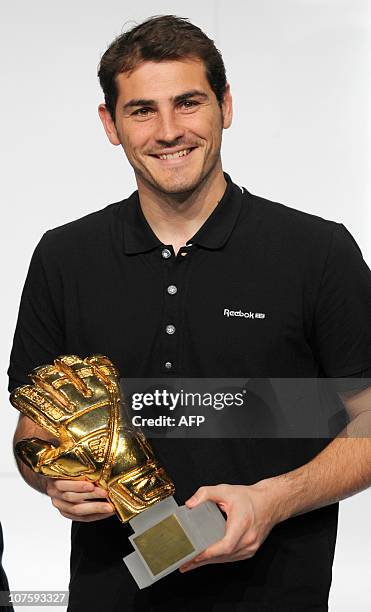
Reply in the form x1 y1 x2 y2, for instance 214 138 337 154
154 181 199 195
143 172 204 196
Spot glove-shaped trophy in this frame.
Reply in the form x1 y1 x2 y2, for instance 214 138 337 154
10 354 225 588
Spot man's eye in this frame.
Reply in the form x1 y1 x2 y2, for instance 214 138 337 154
132 108 152 117
180 100 199 109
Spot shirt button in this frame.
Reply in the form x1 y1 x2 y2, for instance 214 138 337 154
162 248 172 259
167 285 177 295
166 324 176 335
165 361 173 369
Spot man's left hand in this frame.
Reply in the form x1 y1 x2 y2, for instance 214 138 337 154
179 481 282 572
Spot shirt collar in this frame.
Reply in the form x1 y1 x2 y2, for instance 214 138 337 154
122 190 162 255
122 172 244 255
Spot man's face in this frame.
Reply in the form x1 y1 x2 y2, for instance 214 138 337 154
99 58 232 195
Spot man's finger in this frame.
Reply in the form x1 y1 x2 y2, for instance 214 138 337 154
180 549 253 572
192 504 248 563
185 484 229 507
52 498 114 516
53 480 95 493
180 555 227 571
202 527 245 560
60 488 108 503
180 538 255 572
60 510 115 522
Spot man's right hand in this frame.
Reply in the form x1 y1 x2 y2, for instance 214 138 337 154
46 479 115 522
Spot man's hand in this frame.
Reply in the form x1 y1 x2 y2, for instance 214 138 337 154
179 482 282 572
46 479 115 522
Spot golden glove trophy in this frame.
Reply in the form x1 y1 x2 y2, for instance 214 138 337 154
10 354 225 588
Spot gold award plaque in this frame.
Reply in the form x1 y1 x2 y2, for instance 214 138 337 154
133 514 195 575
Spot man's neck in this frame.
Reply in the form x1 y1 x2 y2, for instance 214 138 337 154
136 166 227 255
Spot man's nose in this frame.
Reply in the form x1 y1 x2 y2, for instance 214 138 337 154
155 110 185 144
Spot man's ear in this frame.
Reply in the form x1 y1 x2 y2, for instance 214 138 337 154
98 104 121 146
222 83 233 129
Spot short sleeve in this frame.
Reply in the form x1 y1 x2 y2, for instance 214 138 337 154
313 223 371 377
7 233 65 393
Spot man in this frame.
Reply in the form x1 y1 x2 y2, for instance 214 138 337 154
8 14 371 612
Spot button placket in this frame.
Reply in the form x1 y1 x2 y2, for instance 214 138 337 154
160 244 189 373
160 245 177 373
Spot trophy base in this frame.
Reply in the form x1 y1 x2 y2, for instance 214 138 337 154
123 496 226 589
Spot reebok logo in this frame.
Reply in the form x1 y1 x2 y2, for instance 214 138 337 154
223 308 266 320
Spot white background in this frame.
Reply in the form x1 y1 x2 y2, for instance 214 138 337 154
0 1 370 610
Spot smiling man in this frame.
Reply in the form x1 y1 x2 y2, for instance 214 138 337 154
98 54 232 255
8 14 371 612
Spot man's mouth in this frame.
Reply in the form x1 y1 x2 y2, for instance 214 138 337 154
150 147 196 161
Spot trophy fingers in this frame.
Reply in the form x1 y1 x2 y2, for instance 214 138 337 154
107 464 175 523
53 356 94 399
10 385 62 439
49 355 117 412
15 438 59 473
84 355 121 394
30 363 76 412
16 436 100 480
42 444 101 479
84 355 119 376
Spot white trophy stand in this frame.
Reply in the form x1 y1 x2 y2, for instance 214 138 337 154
123 496 226 589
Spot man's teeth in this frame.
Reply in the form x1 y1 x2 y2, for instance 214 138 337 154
158 149 192 160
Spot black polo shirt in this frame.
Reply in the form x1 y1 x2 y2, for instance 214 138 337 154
8 173 371 611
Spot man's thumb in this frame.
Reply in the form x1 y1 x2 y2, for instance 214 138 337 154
185 486 208 507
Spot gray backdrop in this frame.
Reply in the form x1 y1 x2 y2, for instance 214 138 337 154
1 1 370 610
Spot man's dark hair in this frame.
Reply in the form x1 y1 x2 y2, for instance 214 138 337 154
97 15 227 122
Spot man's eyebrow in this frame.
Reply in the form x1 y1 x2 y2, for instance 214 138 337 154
122 90 209 111
173 90 209 103
123 98 155 111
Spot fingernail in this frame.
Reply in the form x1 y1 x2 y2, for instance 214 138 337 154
93 487 106 495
